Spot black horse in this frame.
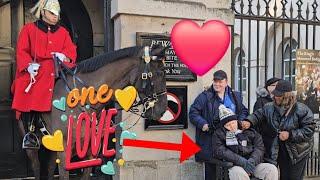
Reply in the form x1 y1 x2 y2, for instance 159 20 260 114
17 45 168 179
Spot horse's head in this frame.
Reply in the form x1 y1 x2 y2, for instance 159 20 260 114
135 45 168 120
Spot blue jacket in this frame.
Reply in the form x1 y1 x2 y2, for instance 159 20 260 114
189 85 248 161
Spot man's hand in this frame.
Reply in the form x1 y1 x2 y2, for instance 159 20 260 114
202 124 209 132
241 121 251 130
51 52 67 62
279 131 290 141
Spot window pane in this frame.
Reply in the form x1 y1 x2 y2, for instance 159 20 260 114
234 50 247 93
242 67 247 78
243 80 247 91
285 62 289 75
237 58 240 65
284 46 290 59
241 58 246 65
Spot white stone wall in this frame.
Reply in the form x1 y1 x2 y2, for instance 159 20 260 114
0 4 11 47
111 0 233 179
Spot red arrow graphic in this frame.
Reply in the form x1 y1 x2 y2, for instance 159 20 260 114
123 132 201 163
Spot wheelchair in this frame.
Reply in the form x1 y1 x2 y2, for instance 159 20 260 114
205 158 261 180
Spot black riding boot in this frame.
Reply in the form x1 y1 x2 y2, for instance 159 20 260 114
34 112 49 136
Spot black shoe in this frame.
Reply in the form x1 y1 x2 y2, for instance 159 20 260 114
22 132 40 149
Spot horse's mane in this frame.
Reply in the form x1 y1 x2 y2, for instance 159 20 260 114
77 46 143 73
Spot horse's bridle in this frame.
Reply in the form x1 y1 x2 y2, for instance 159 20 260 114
54 46 166 119
132 46 167 117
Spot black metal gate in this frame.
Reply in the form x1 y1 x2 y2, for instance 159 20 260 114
231 0 320 177
231 0 320 111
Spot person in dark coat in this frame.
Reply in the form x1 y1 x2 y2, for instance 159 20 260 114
253 77 281 111
213 105 278 180
189 70 248 180
242 80 316 180
253 77 281 133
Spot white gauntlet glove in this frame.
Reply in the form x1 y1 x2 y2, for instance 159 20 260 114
51 52 67 62
25 63 40 93
27 63 40 76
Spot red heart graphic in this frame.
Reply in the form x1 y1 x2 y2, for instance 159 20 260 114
171 20 230 76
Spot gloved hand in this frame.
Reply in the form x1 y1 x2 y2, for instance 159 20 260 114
27 63 40 76
25 63 40 93
248 158 256 166
51 52 66 62
238 157 255 174
244 159 256 174
238 157 247 167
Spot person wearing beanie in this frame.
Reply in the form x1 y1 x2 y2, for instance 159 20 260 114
242 80 315 180
189 70 248 180
213 105 278 180
11 0 77 150
253 77 281 112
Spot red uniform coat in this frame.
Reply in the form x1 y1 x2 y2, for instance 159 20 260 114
12 20 77 112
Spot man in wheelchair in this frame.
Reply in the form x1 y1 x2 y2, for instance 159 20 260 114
212 105 278 180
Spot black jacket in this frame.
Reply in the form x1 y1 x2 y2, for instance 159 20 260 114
247 102 315 165
212 127 264 167
189 86 248 161
253 86 273 112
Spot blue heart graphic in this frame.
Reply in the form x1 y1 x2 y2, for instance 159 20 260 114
52 97 66 111
120 130 137 145
101 161 115 175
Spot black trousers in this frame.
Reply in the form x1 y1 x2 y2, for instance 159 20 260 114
278 142 308 180
20 111 43 132
204 162 216 180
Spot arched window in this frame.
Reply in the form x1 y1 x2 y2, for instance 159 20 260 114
283 40 298 88
234 50 247 95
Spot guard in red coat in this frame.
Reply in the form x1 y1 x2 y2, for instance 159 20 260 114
11 0 77 148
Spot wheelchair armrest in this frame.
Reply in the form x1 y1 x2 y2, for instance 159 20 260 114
206 158 234 168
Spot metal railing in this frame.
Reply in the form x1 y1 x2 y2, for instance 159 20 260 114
305 151 320 177
231 1 320 177
231 0 320 112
